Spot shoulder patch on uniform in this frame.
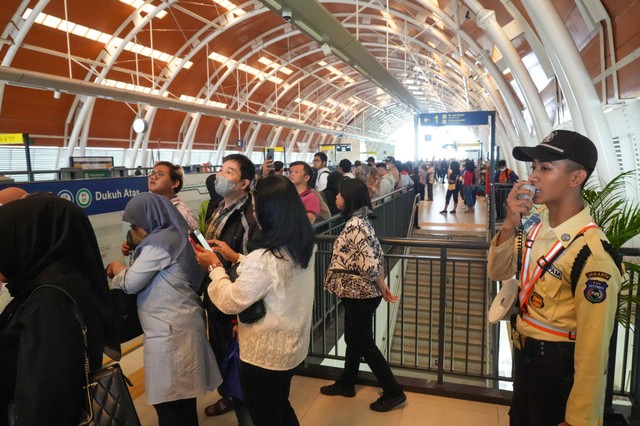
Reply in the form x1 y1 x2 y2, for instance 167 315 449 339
585 271 611 280
584 280 608 304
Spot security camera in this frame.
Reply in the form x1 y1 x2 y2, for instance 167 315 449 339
282 7 292 22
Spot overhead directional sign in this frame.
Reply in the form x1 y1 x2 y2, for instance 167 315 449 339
419 111 492 127
0 133 26 144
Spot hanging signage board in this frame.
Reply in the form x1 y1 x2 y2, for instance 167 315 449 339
0 133 26 144
419 111 491 127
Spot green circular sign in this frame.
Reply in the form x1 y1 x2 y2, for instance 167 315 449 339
76 188 92 208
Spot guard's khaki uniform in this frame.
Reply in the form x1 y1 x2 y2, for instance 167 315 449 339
488 205 622 426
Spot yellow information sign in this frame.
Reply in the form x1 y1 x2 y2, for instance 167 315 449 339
0 133 25 144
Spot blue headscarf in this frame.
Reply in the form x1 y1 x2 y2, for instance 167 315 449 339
123 192 203 287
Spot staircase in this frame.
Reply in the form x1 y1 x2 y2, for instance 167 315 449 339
389 241 491 377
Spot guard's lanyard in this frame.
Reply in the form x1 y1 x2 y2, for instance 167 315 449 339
519 221 599 313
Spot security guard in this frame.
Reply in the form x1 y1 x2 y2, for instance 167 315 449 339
488 130 623 426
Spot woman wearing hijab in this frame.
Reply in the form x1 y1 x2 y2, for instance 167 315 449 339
195 175 316 426
321 178 406 412
0 197 120 425
106 192 220 426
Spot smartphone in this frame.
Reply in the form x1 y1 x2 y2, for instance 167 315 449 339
266 148 274 161
517 184 536 200
126 229 137 250
189 229 213 251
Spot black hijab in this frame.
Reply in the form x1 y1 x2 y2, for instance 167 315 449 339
0 197 120 358
123 192 203 288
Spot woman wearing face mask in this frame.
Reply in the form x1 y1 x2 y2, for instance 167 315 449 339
106 192 220 426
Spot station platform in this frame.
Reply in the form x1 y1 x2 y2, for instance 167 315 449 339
118 346 509 425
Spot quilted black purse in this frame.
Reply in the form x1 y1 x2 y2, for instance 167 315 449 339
8 285 140 426
78 363 140 426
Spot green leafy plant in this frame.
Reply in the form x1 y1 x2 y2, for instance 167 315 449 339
583 170 640 328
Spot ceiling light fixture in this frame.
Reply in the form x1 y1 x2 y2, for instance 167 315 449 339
132 117 148 134
296 20 323 43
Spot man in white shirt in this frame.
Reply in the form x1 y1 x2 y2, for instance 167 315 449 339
312 152 330 192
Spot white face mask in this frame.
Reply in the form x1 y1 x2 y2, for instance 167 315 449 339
214 174 236 197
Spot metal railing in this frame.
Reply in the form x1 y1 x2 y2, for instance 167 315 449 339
304 190 640 420
310 186 415 334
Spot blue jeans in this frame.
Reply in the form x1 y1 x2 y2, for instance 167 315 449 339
463 186 476 208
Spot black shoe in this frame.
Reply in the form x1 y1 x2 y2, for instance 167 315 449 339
370 392 407 412
320 383 356 397
449 210 456 214
439 209 447 214
204 396 234 416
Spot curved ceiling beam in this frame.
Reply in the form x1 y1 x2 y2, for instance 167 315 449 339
258 0 426 114
0 66 384 143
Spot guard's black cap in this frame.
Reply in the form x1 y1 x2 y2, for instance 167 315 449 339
384 156 395 163
512 130 597 173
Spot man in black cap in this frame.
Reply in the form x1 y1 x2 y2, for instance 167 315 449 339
487 130 623 426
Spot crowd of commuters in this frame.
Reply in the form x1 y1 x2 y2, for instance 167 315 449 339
0 152 416 426
0 136 619 425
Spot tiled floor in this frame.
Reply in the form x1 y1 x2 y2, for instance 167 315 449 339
126 356 510 426
416 182 488 237
126 185 506 425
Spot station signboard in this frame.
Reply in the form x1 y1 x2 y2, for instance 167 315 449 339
419 111 491 126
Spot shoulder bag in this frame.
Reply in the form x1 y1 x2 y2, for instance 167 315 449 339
228 262 266 324
8 285 141 426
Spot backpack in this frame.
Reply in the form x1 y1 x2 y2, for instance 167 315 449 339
498 168 511 183
311 169 329 189
310 188 331 221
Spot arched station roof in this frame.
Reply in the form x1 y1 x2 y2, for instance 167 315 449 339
1 0 639 175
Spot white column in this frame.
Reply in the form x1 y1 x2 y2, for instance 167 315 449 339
521 0 619 182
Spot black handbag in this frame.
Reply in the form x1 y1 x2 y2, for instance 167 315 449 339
228 262 266 324
78 363 140 426
8 285 141 426
238 299 266 324
110 288 143 343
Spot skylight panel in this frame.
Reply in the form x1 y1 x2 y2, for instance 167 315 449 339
22 9 191 68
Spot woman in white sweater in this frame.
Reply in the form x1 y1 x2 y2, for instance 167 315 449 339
195 175 316 426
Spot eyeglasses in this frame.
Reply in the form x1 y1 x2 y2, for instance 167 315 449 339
130 224 139 230
148 170 167 178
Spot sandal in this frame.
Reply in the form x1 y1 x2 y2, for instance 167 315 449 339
204 396 235 416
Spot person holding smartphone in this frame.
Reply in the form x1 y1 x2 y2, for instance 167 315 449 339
195 175 316 426
107 193 220 426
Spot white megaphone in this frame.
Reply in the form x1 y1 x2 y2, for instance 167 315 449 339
488 278 519 324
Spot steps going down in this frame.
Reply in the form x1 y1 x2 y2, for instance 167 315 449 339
388 244 492 377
